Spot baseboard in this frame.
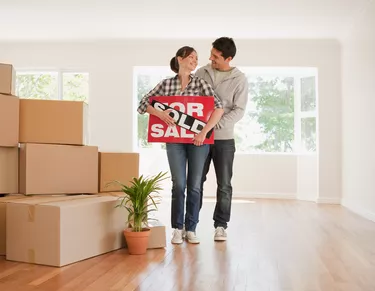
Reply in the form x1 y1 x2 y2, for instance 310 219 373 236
341 198 375 223
233 192 296 200
316 197 341 204
297 196 317 202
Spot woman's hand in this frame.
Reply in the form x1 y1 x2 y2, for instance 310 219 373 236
156 109 176 126
193 131 207 146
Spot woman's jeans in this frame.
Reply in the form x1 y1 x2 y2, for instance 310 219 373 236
166 143 209 232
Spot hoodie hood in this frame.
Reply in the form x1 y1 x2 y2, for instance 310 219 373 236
200 63 244 82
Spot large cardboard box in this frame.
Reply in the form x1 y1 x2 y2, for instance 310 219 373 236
19 99 88 145
6 195 127 267
0 147 18 194
19 143 98 195
0 63 15 95
0 195 26 255
0 94 19 147
99 152 139 192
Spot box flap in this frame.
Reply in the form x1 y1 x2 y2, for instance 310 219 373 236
0 195 25 203
40 195 118 208
7 194 98 205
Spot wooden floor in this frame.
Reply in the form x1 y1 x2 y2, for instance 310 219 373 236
1 198 375 291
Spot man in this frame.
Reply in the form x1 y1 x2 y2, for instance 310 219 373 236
195 37 248 241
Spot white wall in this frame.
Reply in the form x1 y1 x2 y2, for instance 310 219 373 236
341 2 375 221
140 150 299 199
297 155 318 202
0 39 340 201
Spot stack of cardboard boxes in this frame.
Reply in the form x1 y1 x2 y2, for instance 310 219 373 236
0 62 166 267
0 63 19 195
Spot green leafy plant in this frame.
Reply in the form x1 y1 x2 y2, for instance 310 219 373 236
112 171 169 232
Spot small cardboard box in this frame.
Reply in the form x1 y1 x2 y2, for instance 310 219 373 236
147 220 166 249
0 147 18 194
0 94 19 147
19 143 98 195
0 195 26 255
19 99 88 145
6 195 127 267
0 63 15 95
99 152 139 192
97 193 166 249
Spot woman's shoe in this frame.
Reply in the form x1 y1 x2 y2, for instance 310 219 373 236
171 229 183 244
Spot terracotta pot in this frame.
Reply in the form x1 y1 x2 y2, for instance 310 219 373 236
123 228 151 255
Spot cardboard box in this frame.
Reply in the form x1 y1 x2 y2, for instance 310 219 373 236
147 220 166 249
0 195 26 255
0 63 15 95
19 143 98 195
99 153 139 192
19 99 88 145
0 94 19 147
0 147 18 194
97 193 166 249
6 195 127 267
97 192 124 198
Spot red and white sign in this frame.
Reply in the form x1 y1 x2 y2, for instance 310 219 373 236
147 96 215 144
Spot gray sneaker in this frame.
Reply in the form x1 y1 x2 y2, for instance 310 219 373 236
171 229 183 244
186 231 200 244
214 227 227 241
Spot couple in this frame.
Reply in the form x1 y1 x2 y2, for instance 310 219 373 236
137 37 248 244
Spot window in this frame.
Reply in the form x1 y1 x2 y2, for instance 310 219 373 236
16 72 58 100
134 66 317 154
236 67 317 154
299 76 317 152
134 66 174 149
16 71 89 102
62 73 89 102
235 75 295 153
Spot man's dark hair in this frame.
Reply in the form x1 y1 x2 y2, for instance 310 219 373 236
212 37 236 60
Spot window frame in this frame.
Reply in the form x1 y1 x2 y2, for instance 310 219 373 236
15 68 89 102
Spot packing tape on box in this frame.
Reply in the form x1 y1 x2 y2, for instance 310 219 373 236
28 249 35 264
26 195 101 223
28 205 35 222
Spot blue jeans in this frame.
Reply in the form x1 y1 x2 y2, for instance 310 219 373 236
166 143 209 232
200 139 236 229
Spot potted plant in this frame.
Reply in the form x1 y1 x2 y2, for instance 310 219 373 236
112 171 168 255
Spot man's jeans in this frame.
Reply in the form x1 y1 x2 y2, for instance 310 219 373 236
200 139 235 229
166 143 209 232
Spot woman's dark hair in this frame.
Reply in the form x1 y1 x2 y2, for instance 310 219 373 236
170 46 196 73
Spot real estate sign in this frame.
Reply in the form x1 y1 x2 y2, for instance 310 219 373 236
147 96 215 144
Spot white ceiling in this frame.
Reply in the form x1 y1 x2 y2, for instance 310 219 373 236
0 0 371 41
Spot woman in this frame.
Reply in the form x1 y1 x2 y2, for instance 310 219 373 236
137 46 224 244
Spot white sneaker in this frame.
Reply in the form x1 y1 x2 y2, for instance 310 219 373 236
171 229 183 244
186 231 200 244
214 227 227 241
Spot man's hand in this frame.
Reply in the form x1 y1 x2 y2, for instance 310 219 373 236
193 131 207 146
156 109 176 126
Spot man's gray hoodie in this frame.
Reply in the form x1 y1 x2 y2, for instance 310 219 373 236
195 64 249 140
